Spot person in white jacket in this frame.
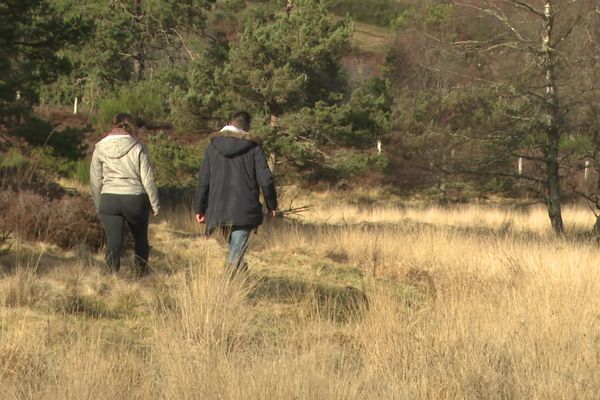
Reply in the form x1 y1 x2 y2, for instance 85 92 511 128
90 113 159 274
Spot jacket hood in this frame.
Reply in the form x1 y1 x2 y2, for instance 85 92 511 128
96 135 138 159
210 128 261 158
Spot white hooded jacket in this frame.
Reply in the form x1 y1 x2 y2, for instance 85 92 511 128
90 130 160 214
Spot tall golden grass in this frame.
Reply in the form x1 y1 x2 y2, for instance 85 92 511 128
1 197 599 399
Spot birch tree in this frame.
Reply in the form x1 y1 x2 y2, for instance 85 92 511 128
465 0 600 234
427 0 598 234
389 0 600 234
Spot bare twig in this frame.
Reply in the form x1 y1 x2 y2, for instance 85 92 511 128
0 227 13 255
422 31 521 53
416 62 497 84
172 28 196 61
552 15 581 47
277 205 313 217
504 0 544 17
455 0 536 50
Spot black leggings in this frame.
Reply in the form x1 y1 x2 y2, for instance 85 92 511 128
99 193 150 271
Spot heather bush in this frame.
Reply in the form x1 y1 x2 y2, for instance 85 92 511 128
0 165 66 200
0 225 11 256
157 186 195 213
0 190 103 251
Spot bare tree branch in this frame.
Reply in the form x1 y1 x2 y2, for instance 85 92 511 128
416 62 497 84
172 28 196 61
552 15 581 47
455 0 536 51
503 0 545 17
482 0 531 44
422 31 522 53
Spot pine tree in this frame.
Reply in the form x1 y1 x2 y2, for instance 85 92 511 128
0 0 86 127
43 0 216 109
219 0 387 173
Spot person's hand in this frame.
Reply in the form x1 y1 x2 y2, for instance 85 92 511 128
153 210 159 217
196 213 205 224
270 209 278 217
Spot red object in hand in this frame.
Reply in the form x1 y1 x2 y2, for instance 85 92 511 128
196 213 205 224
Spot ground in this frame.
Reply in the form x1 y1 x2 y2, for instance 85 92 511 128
1 191 600 399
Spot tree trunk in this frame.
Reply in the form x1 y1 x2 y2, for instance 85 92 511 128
593 215 600 235
133 0 145 81
268 111 279 173
542 1 564 235
133 58 144 81
546 135 564 234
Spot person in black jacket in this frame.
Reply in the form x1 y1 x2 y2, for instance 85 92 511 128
194 111 278 276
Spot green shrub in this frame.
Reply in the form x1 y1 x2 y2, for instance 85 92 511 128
147 132 202 187
0 149 29 169
331 0 409 27
168 56 228 132
98 80 169 128
22 147 82 179
72 160 90 184
332 152 388 178
11 118 86 160
220 0 245 12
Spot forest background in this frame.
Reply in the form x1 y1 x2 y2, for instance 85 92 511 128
3 0 600 235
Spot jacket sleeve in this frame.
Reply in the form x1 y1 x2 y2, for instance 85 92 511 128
194 148 211 214
89 148 103 212
255 146 278 211
139 145 160 215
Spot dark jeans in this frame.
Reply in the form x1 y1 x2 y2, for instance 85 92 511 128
99 193 150 272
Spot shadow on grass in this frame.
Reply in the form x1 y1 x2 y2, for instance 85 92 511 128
0 250 85 276
248 274 369 323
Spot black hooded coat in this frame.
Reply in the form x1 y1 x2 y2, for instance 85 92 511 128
194 129 278 233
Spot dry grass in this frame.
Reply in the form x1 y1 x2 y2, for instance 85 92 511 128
1 192 600 399
351 21 393 54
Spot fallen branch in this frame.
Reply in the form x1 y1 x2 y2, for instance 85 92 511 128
269 204 313 219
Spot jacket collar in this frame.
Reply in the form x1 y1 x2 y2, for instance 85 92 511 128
211 126 262 145
107 127 131 136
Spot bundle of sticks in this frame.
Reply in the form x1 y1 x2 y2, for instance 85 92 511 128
269 204 312 218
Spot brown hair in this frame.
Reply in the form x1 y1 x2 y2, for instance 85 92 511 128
230 111 251 131
111 113 137 136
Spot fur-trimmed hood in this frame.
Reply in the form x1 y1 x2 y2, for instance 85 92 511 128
210 126 262 158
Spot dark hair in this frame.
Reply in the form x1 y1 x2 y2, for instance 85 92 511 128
230 111 251 131
111 113 137 136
